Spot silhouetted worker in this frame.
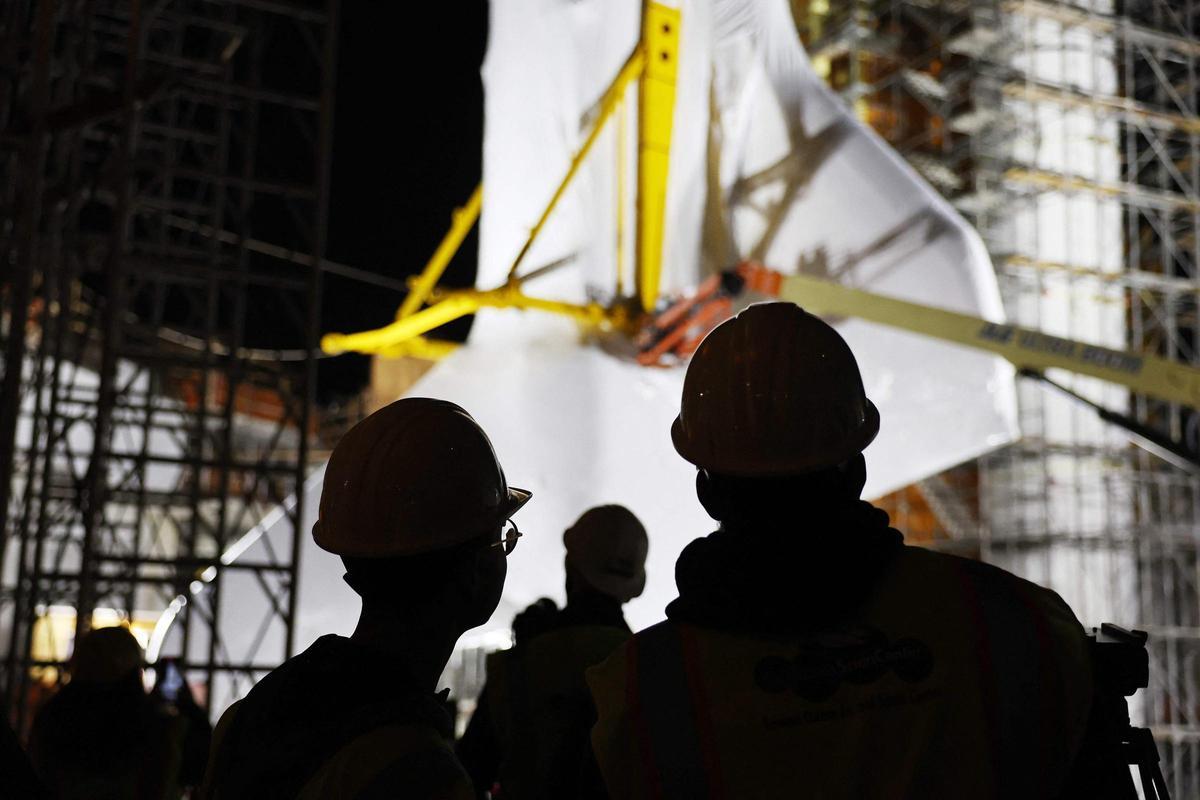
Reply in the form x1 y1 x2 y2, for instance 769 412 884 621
29 626 184 800
149 657 212 795
200 398 530 799
2 694 48 799
458 505 649 799
587 302 1096 798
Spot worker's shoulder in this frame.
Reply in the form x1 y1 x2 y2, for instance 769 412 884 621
207 697 243 750
196 701 241 800
527 623 630 657
211 697 241 729
301 721 471 800
587 619 679 674
587 619 754 707
585 621 676 713
899 545 1083 626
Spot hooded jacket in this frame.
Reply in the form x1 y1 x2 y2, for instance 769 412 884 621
200 635 471 800
587 500 1094 799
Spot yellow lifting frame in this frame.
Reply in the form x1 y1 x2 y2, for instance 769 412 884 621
323 1 678 358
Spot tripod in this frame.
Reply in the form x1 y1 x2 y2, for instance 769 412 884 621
1123 727 1169 799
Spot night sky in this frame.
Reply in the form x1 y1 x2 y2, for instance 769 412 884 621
319 2 488 401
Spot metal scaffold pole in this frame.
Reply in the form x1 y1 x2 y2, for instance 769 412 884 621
790 0 1200 792
0 0 338 728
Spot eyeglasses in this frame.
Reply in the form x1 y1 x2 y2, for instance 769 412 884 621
488 519 523 556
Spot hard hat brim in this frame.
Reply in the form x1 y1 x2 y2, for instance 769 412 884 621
671 399 880 477
313 485 534 559
502 486 533 519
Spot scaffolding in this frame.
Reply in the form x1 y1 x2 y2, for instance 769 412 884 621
794 0 1200 794
0 0 336 729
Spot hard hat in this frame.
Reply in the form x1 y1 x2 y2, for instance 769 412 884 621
671 302 879 476
313 398 531 558
70 626 143 684
563 505 648 603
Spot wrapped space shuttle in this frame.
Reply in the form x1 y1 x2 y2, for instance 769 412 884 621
214 0 1016 686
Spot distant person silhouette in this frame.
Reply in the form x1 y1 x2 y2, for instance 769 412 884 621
458 505 648 799
586 302 1098 799
200 398 530 799
29 626 184 800
2 694 48 799
148 658 211 796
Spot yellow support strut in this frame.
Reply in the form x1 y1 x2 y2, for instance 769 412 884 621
322 284 623 356
776 271 1200 409
398 184 482 320
635 2 680 312
505 46 647 283
324 8 682 356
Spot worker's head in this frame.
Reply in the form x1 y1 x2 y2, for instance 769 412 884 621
563 505 649 604
672 302 878 525
69 625 143 686
313 398 530 631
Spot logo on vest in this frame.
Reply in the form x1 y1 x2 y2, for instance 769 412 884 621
754 627 933 701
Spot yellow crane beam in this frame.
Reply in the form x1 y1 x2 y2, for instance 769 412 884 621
772 270 1200 410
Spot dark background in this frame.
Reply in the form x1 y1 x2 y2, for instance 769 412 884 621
318 2 487 402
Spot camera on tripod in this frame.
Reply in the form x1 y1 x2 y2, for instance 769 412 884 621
1091 623 1149 699
1086 623 1169 799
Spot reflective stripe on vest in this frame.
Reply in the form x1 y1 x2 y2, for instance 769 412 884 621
626 624 726 798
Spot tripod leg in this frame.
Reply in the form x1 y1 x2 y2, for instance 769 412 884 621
1149 763 1171 800
1137 764 1156 799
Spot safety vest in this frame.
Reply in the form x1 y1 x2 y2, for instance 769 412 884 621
293 722 473 799
486 625 630 798
201 699 473 800
587 546 1092 800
